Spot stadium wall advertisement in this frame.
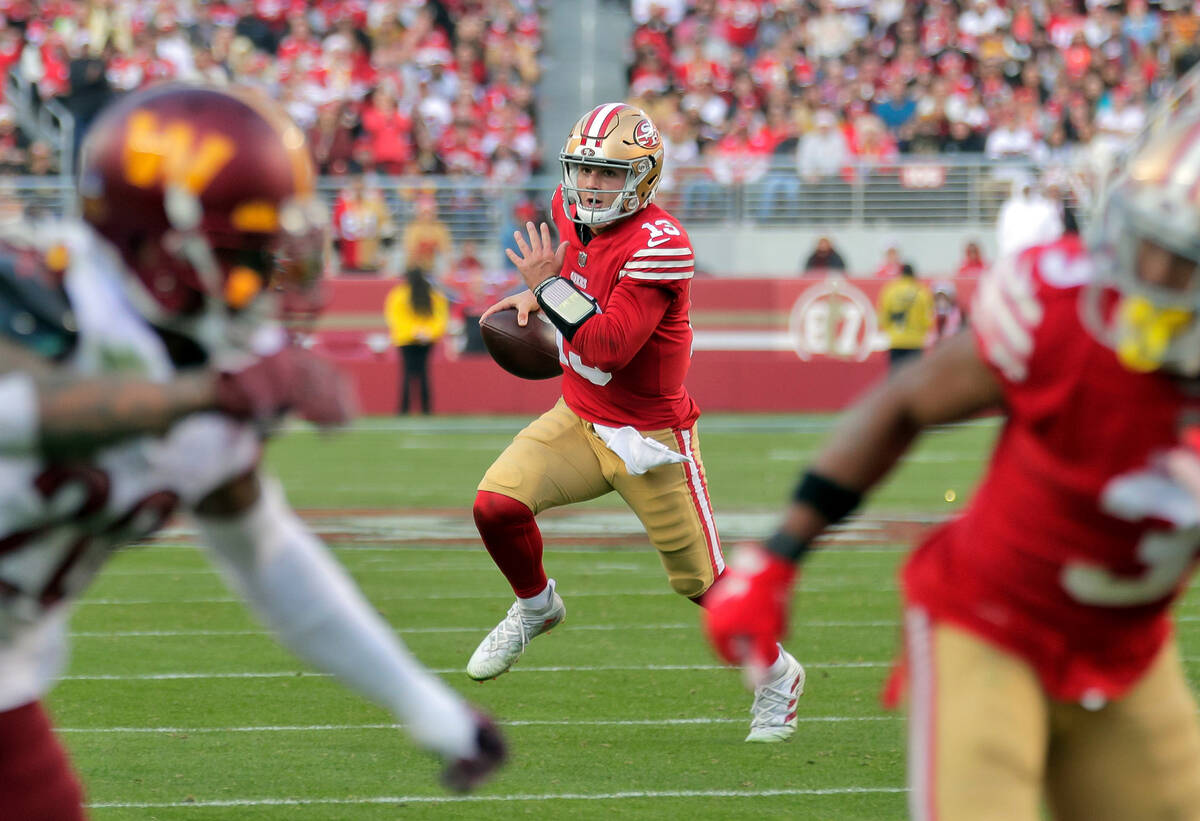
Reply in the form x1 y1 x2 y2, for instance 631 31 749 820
314 275 981 415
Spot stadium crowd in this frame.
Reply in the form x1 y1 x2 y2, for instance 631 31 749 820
626 0 1198 196
0 0 543 183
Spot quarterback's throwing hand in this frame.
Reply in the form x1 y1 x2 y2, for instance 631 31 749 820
506 221 569 292
704 544 797 670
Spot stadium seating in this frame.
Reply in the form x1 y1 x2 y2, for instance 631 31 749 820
1 0 544 182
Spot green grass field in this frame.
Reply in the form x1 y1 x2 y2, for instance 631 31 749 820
46 415 1200 819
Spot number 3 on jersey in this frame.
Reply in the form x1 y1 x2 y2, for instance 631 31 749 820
1062 467 1200 607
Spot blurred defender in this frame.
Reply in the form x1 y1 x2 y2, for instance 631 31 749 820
704 113 1200 818
465 103 805 742
0 85 502 820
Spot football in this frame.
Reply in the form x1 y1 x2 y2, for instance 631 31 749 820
479 309 561 380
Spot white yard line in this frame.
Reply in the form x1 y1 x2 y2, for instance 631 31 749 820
88 786 908 809
66 620 900 639
59 662 890 681
60 716 901 734
76 586 898 606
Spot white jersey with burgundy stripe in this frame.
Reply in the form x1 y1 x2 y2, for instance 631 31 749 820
0 223 261 711
550 186 700 430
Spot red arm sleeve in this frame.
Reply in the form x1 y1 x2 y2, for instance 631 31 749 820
569 280 674 372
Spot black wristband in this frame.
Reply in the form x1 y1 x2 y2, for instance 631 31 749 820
793 470 862 524
763 529 812 562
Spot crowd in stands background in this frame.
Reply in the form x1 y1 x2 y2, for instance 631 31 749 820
1 1 543 183
625 0 1200 218
0 0 1179 360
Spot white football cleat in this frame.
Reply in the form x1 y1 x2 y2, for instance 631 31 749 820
745 648 805 743
467 579 566 681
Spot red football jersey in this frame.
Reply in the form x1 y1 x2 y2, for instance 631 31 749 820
549 186 699 430
903 235 1200 703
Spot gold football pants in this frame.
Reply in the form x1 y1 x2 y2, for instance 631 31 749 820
904 608 1200 821
478 399 724 597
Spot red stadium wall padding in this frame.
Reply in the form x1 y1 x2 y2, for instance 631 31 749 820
320 274 979 415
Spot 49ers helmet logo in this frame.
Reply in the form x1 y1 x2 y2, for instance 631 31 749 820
633 119 660 149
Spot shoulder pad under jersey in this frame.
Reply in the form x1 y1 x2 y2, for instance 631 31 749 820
0 239 77 361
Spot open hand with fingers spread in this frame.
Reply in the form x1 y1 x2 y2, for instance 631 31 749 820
506 221 569 291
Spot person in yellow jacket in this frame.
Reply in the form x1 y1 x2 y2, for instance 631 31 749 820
876 262 934 371
385 268 450 414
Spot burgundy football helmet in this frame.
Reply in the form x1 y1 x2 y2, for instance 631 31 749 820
78 84 328 357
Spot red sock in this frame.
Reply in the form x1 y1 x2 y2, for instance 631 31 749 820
473 490 548 599
0 701 86 821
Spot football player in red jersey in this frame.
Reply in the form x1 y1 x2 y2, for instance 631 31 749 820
464 103 805 742
0 85 503 820
705 113 1200 817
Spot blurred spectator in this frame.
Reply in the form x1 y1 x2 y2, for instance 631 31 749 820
959 0 1009 40
985 104 1045 167
63 53 114 161
806 0 855 60
710 113 771 188
1093 86 1147 162
797 109 849 182
681 140 723 221
385 267 449 416
873 76 917 134
873 241 903 279
403 198 452 274
26 142 57 177
1122 0 1160 49
848 113 898 172
877 263 934 372
803 236 847 274
658 114 700 199
0 108 29 174
956 241 989 277
997 176 1064 257
359 88 413 175
332 175 394 274
308 104 360 177
926 281 966 348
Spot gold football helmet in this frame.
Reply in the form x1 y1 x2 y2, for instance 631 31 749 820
560 103 663 226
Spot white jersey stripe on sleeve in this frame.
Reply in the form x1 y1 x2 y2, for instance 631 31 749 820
633 247 693 257
620 269 694 280
622 259 694 269
971 253 1042 383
